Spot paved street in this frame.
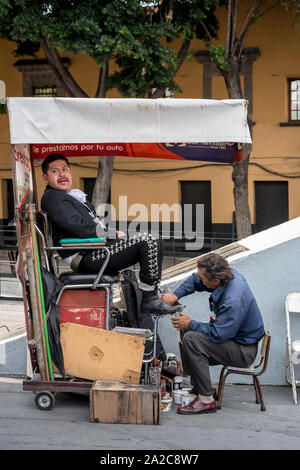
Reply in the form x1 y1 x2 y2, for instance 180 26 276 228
0 378 300 451
1 289 300 452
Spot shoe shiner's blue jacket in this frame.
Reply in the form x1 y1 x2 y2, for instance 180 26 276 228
174 269 264 345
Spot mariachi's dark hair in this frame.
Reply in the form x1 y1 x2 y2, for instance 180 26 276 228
41 153 70 174
197 253 234 285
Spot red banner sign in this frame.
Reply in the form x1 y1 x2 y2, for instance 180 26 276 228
30 142 246 163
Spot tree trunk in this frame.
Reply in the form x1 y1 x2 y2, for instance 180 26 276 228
151 40 191 99
41 39 115 212
40 38 88 97
93 155 115 213
222 59 252 240
232 154 251 239
91 61 114 211
40 39 192 214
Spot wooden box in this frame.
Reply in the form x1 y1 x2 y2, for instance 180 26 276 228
90 381 161 425
60 322 145 383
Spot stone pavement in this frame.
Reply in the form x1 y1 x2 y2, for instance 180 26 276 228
0 378 300 451
1 297 300 451
0 298 25 336
0 298 27 376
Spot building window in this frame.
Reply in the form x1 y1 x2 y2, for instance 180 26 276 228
13 58 70 97
254 181 288 233
150 87 174 98
1 179 14 223
289 79 300 122
33 86 57 97
165 88 174 98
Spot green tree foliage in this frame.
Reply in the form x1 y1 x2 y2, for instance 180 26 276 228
0 0 221 206
199 0 299 239
0 0 220 98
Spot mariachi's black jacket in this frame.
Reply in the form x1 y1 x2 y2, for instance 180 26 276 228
41 186 117 258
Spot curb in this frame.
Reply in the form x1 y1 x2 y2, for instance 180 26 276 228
0 377 24 392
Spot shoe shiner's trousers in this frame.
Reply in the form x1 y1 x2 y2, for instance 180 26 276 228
78 233 163 286
180 331 258 396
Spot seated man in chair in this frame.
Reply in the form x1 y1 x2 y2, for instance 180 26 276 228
161 253 265 414
41 153 180 315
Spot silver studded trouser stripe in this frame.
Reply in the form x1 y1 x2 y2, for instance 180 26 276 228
81 233 163 285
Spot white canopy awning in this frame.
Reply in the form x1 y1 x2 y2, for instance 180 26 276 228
7 97 251 145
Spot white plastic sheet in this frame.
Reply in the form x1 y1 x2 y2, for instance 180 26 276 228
7 97 251 145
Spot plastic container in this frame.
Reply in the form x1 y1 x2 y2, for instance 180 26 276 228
173 390 185 405
173 376 183 391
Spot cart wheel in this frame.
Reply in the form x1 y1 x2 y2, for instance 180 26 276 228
35 391 55 410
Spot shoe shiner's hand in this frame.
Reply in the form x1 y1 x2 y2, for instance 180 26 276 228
171 312 191 330
160 293 179 305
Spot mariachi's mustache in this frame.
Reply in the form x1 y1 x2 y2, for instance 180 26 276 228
58 177 69 183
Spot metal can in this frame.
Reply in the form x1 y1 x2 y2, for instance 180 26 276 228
161 393 173 413
161 379 166 397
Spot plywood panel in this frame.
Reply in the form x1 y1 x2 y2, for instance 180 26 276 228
60 323 145 382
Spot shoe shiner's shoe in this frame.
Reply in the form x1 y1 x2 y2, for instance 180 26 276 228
141 289 183 315
177 396 216 415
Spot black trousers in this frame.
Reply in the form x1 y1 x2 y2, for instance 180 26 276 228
180 331 258 396
78 233 163 286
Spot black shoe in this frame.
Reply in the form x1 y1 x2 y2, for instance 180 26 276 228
141 289 183 315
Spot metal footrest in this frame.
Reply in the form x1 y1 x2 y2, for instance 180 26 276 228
112 326 152 339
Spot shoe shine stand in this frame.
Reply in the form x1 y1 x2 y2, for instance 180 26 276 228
7 97 251 416
114 312 174 385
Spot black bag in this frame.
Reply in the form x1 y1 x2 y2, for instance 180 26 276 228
121 269 166 362
40 266 65 377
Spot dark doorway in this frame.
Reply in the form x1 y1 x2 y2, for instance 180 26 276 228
6 179 14 222
180 181 212 237
254 181 289 233
83 178 111 205
83 178 96 202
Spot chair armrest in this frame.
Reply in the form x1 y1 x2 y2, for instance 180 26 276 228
59 237 106 246
46 246 106 252
48 240 110 289
60 243 106 247
46 237 107 251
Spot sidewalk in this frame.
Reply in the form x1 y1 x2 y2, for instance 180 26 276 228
0 377 300 450
1 297 300 451
0 298 25 335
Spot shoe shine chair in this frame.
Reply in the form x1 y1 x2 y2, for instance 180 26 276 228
285 292 300 404
216 329 271 412
35 211 118 331
35 211 162 383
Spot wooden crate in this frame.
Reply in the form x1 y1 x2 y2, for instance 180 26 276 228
90 381 161 425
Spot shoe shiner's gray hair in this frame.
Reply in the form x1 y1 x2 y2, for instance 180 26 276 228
197 253 234 285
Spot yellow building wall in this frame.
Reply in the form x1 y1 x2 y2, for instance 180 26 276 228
0 3 300 227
